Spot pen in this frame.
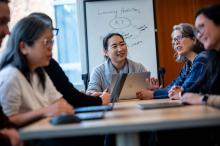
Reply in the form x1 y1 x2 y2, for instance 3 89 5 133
104 88 109 92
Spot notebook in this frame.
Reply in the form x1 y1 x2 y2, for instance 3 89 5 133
110 72 151 100
138 101 184 110
75 73 126 113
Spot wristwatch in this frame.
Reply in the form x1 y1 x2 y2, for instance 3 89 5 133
201 95 209 104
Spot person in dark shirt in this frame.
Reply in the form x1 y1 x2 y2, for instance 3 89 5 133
0 106 21 146
181 4 220 109
0 1 22 146
45 58 104 107
29 12 110 108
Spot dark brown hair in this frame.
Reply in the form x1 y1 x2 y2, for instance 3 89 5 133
195 4 220 26
103 33 125 59
0 0 9 3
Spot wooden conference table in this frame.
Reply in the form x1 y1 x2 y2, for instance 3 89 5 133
19 99 220 146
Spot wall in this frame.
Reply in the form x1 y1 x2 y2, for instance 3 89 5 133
154 0 220 86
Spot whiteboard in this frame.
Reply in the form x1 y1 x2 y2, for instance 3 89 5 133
84 0 158 77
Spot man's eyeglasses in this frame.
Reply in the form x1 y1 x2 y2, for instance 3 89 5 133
194 24 204 38
41 38 54 48
52 28 59 36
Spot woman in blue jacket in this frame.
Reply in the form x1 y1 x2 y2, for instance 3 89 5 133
136 23 207 100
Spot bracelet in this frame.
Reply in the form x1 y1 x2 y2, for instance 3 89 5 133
201 95 209 104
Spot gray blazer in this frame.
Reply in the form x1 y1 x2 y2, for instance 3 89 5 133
87 58 147 92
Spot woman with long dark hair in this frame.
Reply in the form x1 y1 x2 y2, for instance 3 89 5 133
29 12 110 108
181 4 220 108
0 16 73 127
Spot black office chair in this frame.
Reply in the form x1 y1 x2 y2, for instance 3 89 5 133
82 73 89 91
158 67 166 87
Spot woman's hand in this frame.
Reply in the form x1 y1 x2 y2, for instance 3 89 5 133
147 77 161 90
45 98 74 117
87 89 111 105
180 93 203 105
100 89 111 105
168 85 183 100
136 89 154 100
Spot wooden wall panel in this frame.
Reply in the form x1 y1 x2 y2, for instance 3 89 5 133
154 0 220 86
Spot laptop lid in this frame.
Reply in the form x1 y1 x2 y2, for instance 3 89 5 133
75 73 125 113
110 72 150 100
109 73 127 103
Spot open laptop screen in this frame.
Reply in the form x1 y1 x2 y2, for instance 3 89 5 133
75 73 126 113
110 72 150 100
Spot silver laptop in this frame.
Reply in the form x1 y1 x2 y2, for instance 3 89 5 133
110 72 150 100
138 101 184 110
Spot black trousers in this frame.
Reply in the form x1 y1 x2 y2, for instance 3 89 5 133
0 134 11 146
26 135 105 146
108 126 220 146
